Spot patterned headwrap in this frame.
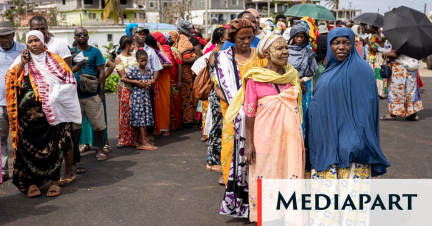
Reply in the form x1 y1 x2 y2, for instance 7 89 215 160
257 33 284 59
162 32 172 45
176 19 192 36
262 20 275 33
228 18 256 43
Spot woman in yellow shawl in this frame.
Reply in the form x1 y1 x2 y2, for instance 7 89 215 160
225 33 305 222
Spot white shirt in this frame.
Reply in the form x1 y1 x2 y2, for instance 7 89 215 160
46 37 71 59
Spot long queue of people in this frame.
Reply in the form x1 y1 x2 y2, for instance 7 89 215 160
0 8 423 224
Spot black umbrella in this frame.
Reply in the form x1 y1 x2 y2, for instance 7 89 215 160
353 13 383 27
383 6 432 60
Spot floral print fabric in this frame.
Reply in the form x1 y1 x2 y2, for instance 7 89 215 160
127 66 154 127
388 63 423 117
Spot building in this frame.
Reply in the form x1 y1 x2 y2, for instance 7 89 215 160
190 0 245 26
54 0 145 26
331 8 361 21
245 0 320 18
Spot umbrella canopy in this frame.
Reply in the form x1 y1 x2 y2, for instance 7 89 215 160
383 6 432 60
284 4 335 21
353 13 383 27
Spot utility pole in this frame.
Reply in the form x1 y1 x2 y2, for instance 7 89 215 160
267 0 270 18
349 2 352 19
205 0 208 37
424 3 427 14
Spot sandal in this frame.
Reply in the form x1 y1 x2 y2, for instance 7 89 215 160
46 184 62 197
59 175 76 186
200 136 208 142
162 131 170 136
405 116 419 121
103 144 112 154
380 115 396 121
74 163 86 174
137 144 158 151
116 143 125 148
27 185 41 198
147 135 156 142
96 153 107 161
79 144 90 153
218 176 225 185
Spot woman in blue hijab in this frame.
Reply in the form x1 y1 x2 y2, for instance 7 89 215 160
306 27 390 179
125 23 138 37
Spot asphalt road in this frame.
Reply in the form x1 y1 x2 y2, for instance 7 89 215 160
0 63 431 226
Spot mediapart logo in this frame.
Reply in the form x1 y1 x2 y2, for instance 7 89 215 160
276 192 417 211
259 179 431 226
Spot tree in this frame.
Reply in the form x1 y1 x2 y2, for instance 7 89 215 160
36 7 60 26
325 0 339 10
103 0 124 25
4 0 26 27
158 0 193 24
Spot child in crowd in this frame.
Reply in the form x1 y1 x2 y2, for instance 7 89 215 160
124 50 158 150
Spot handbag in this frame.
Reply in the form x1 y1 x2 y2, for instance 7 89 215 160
193 58 213 100
79 70 99 94
380 60 392 79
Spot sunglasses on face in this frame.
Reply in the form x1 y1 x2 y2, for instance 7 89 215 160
75 33 88 37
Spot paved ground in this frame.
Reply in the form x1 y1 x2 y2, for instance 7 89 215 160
1 63 431 225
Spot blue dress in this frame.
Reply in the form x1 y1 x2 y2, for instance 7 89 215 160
127 66 154 127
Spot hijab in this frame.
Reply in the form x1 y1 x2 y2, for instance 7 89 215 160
126 23 138 37
288 25 318 78
176 20 192 36
306 28 390 176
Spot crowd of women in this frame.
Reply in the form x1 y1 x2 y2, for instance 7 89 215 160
1 9 425 224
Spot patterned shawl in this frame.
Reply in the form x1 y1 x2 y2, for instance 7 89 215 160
169 30 194 56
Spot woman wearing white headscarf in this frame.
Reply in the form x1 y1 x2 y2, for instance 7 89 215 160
226 33 305 222
351 25 364 57
5 30 81 198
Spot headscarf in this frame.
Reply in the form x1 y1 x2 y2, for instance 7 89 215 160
126 23 138 37
300 17 318 51
288 25 318 78
162 32 172 45
169 30 194 55
306 27 390 176
351 25 361 37
228 18 256 43
6 30 81 148
256 33 283 59
176 19 192 36
274 21 286 35
262 20 275 33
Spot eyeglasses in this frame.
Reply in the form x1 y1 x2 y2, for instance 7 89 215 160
75 33 88 37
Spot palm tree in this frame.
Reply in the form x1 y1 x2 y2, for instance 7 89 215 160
103 0 124 25
325 0 339 10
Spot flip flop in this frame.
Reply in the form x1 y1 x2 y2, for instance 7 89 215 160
96 153 107 161
380 115 396 121
27 185 41 198
74 163 86 174
218 176 225 186
79 144 90 153
162 131 170 136
405 116 419 121
47 185 62 197
206 164 212 171
103 145 112 154
59 175 76 186
137 145 158 151
211 165 222 173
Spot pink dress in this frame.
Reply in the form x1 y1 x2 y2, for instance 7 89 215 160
243 79 305 222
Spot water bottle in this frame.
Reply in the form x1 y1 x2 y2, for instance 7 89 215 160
384 40 391 53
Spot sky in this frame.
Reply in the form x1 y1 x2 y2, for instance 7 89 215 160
319 0 432 15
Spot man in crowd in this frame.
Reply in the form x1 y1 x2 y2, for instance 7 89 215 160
246 8 265 38
0 22 26 182
71 27 107 161
221 11 261 50
29 15 86 184
133 27 163 85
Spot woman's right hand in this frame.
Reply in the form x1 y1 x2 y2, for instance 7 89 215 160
245 143 256 166
21 49 30 64
300 79 307 93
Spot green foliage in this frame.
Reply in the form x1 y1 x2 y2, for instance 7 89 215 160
102 42 115 58
20 32 26 43
4 0 26 27
105 74 120 93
